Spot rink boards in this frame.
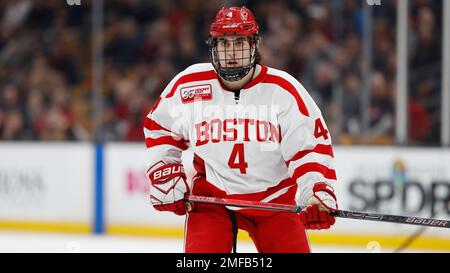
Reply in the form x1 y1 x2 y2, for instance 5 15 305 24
0 143 449 251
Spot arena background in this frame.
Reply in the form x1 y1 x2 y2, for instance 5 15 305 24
0 0 449 253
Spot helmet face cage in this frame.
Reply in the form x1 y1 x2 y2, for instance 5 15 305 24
208 35 260 82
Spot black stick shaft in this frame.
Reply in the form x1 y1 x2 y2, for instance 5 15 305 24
333 210 450 228
186 195 450 229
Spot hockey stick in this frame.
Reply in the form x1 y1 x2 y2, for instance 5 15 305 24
186 195 450 229
393 196 450 252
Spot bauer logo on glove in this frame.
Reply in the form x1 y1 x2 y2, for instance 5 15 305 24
147 161 191 216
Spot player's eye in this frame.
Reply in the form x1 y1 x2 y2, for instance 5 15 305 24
236 38 248 45
217 39 229 46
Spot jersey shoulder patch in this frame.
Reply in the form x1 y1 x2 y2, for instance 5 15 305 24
180 83 213 104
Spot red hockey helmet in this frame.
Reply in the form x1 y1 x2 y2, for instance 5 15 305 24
210 6 259 37
208 6 261 82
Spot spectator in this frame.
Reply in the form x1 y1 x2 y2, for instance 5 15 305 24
0 0 443 145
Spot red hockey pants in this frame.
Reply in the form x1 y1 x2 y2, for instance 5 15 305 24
184 203 310 253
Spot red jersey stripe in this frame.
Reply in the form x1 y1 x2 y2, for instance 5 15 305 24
263 74 309 117
144 117 171 133
192 176 295 203
193 153 206 176
145 136 188 150
286 144 334 166
165 70 217 98
191 176 296 217
292 162 337 181
242 65 268 89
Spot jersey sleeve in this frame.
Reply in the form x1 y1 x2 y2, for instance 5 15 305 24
143 72 190 174
278 80 337 208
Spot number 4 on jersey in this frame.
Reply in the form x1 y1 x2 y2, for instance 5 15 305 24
228 144 248 174
314 118 329 140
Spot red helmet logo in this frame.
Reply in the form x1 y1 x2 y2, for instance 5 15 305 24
210 6 259 37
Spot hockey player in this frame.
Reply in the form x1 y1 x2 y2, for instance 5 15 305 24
144 6 338 253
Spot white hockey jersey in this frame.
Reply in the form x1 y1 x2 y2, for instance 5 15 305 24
144 63 337 216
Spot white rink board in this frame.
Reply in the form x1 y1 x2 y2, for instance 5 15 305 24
331 146 450 237
106 144 450 238
104 143 194 227
0 143 93 222
0 142 448 240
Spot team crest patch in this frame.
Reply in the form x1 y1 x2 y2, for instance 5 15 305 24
180 84 213 103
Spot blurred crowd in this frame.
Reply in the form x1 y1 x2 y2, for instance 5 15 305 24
0 0 444 144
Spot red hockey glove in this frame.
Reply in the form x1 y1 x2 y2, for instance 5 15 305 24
153 200 190 216
299 182 338 230
147 162 192 216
